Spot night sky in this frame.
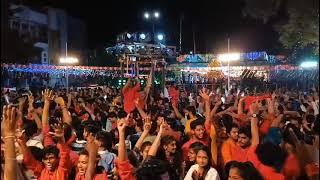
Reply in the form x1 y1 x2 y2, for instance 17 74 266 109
23 0 281 54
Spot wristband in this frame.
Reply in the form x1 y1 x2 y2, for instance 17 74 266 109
3 135 15 140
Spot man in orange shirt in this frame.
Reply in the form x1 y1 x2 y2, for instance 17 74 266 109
182 118 209 161
221 123 239 165
17 124 71 180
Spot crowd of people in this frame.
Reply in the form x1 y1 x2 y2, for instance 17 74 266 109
1 74 319 180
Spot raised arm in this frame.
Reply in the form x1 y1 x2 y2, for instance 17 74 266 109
148 120 165 157
134 117 151 151
238 97 245 115
122 78 131 94
172 103 183 120
54 97 72 125
249 102 259 147
2 106 18 180
85 140 99 180
199 88 218 165
49 123 70 171
42 89 54 127
134 98 148 120
117 115 129 162
210 100 222 118
117 114 135 180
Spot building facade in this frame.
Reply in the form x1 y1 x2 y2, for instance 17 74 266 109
8 4 87 65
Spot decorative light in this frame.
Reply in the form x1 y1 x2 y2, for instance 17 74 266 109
157 34 164 41
139 33 146 40
154 12 160 18
300 61 318 68
217 53 241 62
59 57 79 64
144 12 150 19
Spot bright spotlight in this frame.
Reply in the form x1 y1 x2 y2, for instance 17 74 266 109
217 53 241 62
126 33 131 39
154 12 160 18
144 12 149 19
140 33 146 40
59 57 79 64
300 61 318 68
157 34 164 41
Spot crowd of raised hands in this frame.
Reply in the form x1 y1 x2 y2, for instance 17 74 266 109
0 82 319 180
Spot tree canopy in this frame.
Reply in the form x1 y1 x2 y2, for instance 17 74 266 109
243 0 319 55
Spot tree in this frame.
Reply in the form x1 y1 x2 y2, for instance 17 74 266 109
243 0 319 55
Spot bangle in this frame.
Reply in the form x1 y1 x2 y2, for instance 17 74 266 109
3 135 15 140
5 158 17 161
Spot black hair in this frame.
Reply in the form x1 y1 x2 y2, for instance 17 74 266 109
136 158 168 180
186 106 197 115
43 145 60 159
107 112 117 118
83 122 100 137
195 145 213 179
141 141 152 152
23 119 38 138
95 131 113 151
225 161 263 180
226 123 239 134
238 126 252 139
189 142 206 154
190 118 205 130
117 110 127 119
127 150 139 168
160 135 176 146
29 146 44 162
136 119 144 131
255 141 286 168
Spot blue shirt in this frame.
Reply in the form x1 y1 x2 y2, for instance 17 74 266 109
98 150 117 173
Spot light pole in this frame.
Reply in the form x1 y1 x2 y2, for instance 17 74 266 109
217 52 240 91
143 11 160 43
59 43 78 93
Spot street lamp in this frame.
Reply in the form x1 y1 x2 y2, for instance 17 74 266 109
59 56 79 92
300 61 318 68
143 11 160 43
157 33 164 41
154 11 160 18
217 52 240 91
144 12 150 19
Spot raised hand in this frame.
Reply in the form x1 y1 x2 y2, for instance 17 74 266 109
18 96 27 106
143 117 152 132
199 88 210 102
2 105 17 137
117 114 129 133
15 128 26 145
86 138 99 154
42 89 54 102
134 98 139 107
27 94 34 104
54 97 66 106
49 121 65 143
158 119 168 135
249 101 259 115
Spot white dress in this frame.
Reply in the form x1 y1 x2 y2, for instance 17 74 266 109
184 164 220 180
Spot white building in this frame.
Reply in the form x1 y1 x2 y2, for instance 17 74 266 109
8 4 87 65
